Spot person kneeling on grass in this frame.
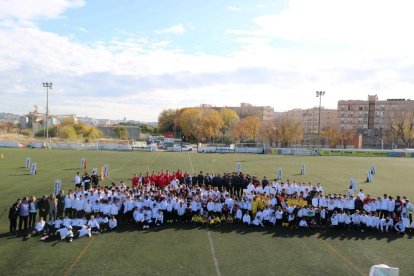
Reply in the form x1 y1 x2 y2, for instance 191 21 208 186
134 208 145 229
242 212 251 225
108 216 117 231
142 214 151 230
394 220 405 235
87 215 100 234
154 210 163 227
251 213 264 227
299 218 308 228
209 215 221 228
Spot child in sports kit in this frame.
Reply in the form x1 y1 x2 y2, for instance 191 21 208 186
78 225 92 238
26 217 46 239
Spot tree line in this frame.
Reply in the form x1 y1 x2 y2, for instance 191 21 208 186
157 107 304 146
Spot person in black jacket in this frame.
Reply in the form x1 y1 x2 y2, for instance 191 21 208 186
8 199 21 236
232 173 241 196
197 171 204 185
38 195 49 221
82 172 92 191
91 171 100 187
56 190 65 218
191 173 198 185
355 196 364 212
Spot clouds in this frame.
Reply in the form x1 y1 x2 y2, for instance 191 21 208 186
1 1 414 121
242 0 414 56
0 0 85 21
155 24 187 35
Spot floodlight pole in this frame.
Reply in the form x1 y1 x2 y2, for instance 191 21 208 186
316 91 325 154
42 82 53 140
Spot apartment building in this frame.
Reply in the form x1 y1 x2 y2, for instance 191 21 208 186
275 107 338 133
337 95 414 132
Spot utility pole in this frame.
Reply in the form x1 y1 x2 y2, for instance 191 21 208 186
42 82 53 140
316 91 325 154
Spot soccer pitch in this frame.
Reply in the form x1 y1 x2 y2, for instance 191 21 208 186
0 148 413 275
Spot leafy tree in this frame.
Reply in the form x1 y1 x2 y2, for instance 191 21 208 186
113 126 129 140
177 108 203 141
34 126 57 138
0 122 18 134
272 118 303 147
200 109 224 142
56 118 102 141
158 109 179 133
58 126 78 140
322 127 340 148
337 128 354 149
232 116 262 142
219 108 239 137
390 110 414 148
20 129 33 137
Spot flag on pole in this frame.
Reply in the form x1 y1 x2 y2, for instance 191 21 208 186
30 162 37 175
25 157 31 169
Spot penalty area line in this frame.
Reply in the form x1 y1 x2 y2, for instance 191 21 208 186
63 237 94 276
321 239 365 276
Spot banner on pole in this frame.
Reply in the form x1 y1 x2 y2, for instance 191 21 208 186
103 164 109 177
80 158 87 169
371 165 377 174
301 163 305 175
25 157 31 169
30 162 37 175
277 168 283 180
236 162 241 172
54 180 62 195
350 178 357 190
367 170 373 182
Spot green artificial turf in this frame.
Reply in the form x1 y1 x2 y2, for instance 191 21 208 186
0 148 413 275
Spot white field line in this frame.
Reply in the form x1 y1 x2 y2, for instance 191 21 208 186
207 230 221 276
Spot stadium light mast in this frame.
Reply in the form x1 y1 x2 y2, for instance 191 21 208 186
43 82 53 140
316 91 325 154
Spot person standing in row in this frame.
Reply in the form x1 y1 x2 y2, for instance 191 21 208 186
38 195 49 221
18 197 30 235
48 194 57 221
82 172 92 191
75 172 82 188
8 199 20 236
91 171 99 187
28 195 38 229
57 190 65 218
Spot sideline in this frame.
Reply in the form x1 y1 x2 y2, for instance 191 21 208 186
63 237 94 276
321 239 365 276
207 230 221 276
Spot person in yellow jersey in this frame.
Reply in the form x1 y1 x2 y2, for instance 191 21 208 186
251 196 259 217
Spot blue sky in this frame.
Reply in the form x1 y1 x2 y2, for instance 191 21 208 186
0 0 414 121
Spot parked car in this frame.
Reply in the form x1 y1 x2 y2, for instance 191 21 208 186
180 144 193 151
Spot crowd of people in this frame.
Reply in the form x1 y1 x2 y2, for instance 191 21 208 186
8 169 414 242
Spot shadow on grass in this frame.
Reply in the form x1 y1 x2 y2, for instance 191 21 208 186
109 223 411 243
1 224 410 244
9 174 31 176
